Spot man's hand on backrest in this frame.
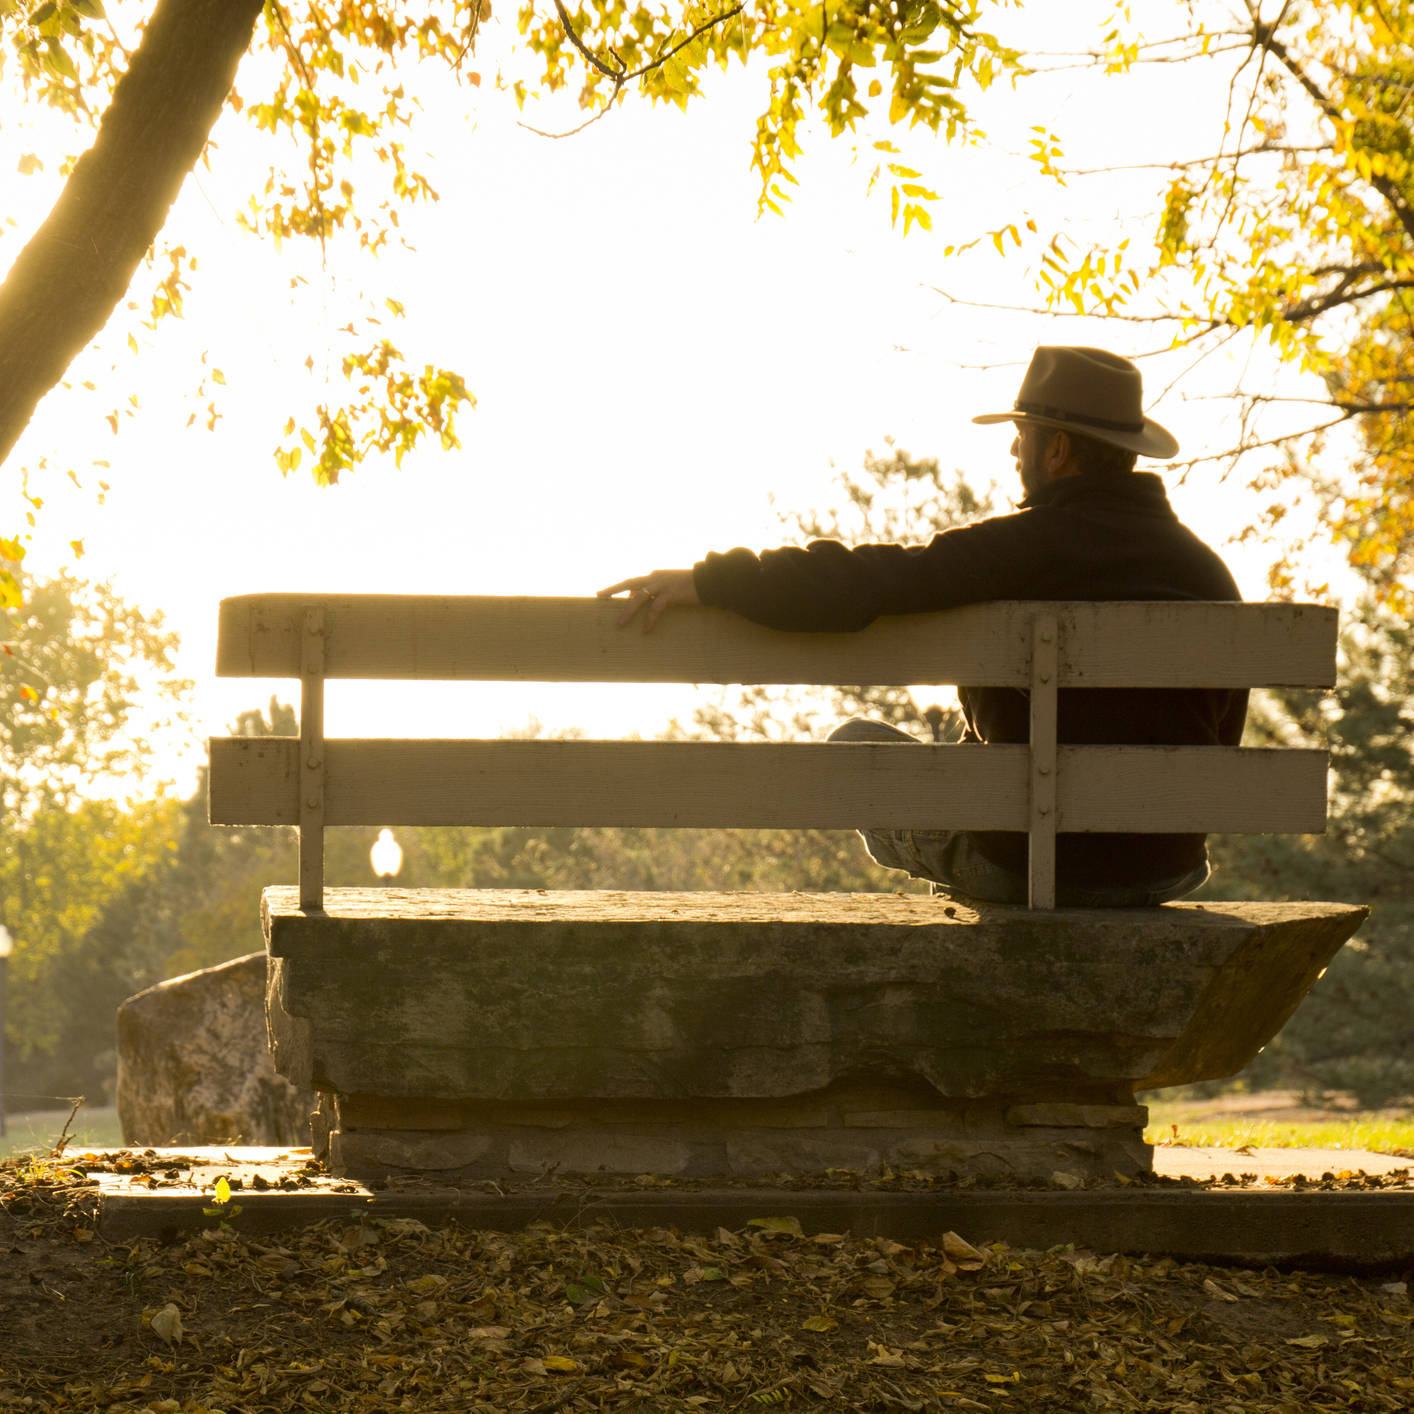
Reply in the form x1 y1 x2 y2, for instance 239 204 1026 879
598 568 700 632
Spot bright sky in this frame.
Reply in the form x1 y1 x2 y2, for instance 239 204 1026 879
0 0 1358 794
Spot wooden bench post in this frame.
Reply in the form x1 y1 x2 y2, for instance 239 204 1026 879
300 605 325 912
1029 612 1059 910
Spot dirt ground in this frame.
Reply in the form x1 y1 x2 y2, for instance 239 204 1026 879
4 1157 1414 1413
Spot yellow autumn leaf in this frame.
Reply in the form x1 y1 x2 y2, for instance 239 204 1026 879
800 1316 837 1332
543 1356 579 1373
748 1215 803 1237
867 1344 906 1367
150 1303 183 1345
941 1231 986 1268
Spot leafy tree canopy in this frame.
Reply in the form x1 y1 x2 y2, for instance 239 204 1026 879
0 0 1025 498
5 0 1410 612
1008 1 1414 603
0 566 186 814
0 568 187 1098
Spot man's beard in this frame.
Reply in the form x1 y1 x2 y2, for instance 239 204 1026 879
1017 440 1049 500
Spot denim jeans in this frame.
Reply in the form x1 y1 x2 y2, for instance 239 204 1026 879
826 717 1210 908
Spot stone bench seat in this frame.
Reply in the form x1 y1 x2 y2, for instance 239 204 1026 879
264 887 1366 1182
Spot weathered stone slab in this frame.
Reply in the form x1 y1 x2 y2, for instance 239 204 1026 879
264 888 1366 1102
322 1084 1151 1182
118 953 315 1147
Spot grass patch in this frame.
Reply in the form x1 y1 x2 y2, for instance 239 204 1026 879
0 1104 122 1160
1145 1107 1414 1155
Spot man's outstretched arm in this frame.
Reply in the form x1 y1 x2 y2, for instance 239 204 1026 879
602 519 1016 633
597 567 700 631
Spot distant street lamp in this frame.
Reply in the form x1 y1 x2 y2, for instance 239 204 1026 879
370 829 403 880
0 925 12 1139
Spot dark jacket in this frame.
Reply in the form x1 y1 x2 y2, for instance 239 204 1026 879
692 471 1248 886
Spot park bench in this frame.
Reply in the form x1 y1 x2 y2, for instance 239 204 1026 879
209 595 1367 1182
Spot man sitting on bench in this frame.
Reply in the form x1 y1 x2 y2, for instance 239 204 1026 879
600 346 1247 909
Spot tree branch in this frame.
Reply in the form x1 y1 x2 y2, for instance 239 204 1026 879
930 286 1224 333
1059 142 1329 177
550 0 745 100
1166 414 1353 475
0 0 265 467
936 258 1412 337
552 0 627 81
1253 18 1414 247
1284 276 1414 324
1025 33 1251 72
1167 395 1409 482
518 104 618 139
1231 393 1413 415
529 0 745 140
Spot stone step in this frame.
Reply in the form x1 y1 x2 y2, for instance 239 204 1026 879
67 1143 1412 1269
88 1179 1414 1274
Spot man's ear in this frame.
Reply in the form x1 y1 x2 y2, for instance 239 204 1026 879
1045 430 1075 478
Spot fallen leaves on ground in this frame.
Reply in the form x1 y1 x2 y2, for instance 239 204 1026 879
2 1156 1414 1411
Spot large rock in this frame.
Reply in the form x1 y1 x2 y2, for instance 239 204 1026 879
118 952 314 1147
263 888 1365 1182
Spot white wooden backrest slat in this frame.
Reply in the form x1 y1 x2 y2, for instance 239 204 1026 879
216 595 1337 689
208 738 1328 835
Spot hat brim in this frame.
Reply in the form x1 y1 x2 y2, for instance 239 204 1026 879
972 410 1179 460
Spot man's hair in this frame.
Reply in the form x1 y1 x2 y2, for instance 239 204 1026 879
1065 429 1139 477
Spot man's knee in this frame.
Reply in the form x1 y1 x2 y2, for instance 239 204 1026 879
826 717 923 745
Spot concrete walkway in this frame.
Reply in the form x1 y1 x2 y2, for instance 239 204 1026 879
1154 1144 1409 1179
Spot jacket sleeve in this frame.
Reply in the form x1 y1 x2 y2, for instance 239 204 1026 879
693 522 1024 632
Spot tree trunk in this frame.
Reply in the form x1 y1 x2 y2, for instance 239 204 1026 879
0 0 265 467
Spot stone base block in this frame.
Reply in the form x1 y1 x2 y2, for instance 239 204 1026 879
323 1082 1152 1184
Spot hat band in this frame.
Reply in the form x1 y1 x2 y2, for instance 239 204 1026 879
1014 400 1145 434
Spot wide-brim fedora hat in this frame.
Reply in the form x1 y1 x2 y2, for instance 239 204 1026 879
973 345 1179 459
